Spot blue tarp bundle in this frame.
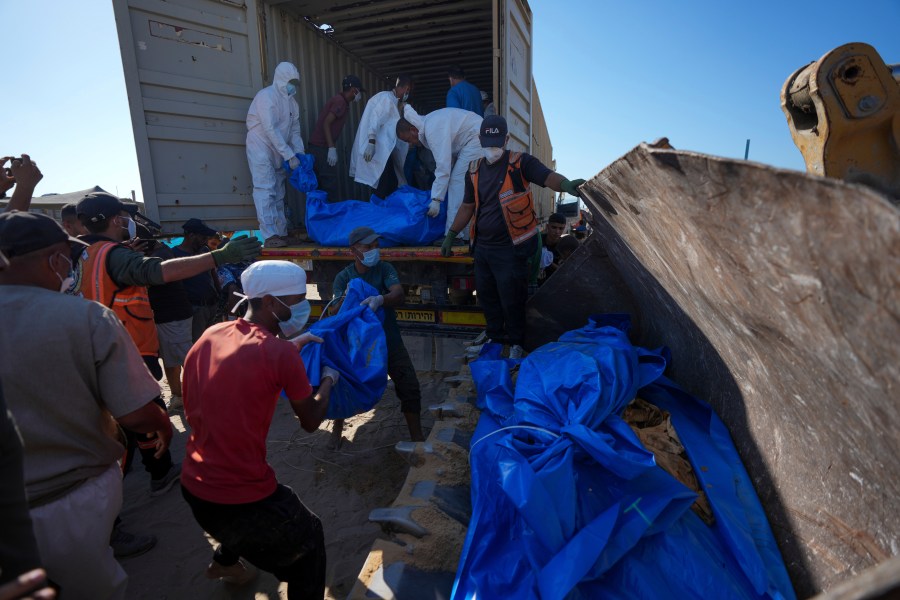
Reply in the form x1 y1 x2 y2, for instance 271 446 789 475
298 279 388 420
284 153 318 193
306 185 447 247
453 315 795 600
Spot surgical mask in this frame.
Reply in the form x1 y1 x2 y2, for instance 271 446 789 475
484 147 504 164
285 83 297 96
119 216 136 240
401 92 409 102
51 253 75 293
361 248 380 267
274 298 311 339
354 90 362 103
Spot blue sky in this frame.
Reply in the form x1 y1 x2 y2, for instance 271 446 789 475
4 1 899 203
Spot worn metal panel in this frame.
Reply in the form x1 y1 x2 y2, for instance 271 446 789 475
114 0 264 232
500 0 532 153
530 81 555 220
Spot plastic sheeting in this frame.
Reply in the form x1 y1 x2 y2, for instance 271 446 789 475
299 279 388 420
306 185 447 247
453 316 795 600
284 153 318 193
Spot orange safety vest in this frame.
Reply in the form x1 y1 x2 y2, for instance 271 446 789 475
469 151 538 245
81 241 159 357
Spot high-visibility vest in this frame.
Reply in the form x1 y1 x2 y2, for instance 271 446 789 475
469 151 538 245
81 241 159 356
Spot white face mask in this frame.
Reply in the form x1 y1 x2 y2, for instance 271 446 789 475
354 90 362 103
401 91 409 102
361 248 380 267
274 297 311 339
484 147 504 164
286 83 297 96
51 253 75 293
119 216 136 240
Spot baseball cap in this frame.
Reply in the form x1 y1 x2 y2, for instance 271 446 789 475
0 210 88 258
348 226 380 246
182 218 217 237
342 74 365 91
76 192 137 223
479 115 508 148
239 261 307 300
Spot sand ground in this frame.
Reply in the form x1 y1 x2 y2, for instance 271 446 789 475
118 372 450 599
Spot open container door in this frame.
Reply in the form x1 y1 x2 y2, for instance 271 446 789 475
497 0 533 153
113 0 264 233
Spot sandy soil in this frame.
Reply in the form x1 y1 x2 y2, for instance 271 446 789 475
118 372 451 600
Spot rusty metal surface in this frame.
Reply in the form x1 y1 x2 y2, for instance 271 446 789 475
781 43 900 200
528 143 899 597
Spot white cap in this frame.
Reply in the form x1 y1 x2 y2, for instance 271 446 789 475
232 260 306 311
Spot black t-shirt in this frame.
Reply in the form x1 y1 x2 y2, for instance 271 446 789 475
148 245 193 323
463 152 553 246
172 246 219 306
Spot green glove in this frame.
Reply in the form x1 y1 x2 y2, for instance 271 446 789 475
440 230 458 257
211 234 262 266
560 178 586 197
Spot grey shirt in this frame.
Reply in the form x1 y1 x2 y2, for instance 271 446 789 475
0 286 161 506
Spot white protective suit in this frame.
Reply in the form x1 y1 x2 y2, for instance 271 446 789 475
349 90 409 189
405 106 483 237
246 62 304 241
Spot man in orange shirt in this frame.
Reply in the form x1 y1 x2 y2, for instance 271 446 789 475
180 260 337 596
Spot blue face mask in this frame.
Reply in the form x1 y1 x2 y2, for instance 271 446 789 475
285 83 297 97
361 248 380 267
274 298 311 339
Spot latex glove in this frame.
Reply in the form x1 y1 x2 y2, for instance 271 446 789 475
363 140 376 162
426 199 441 218
289 331 323 349
327 147 338 167
560 178 586 197
211 234 262 266
540 247 554 269
360 295 384 311
440 230 458 257
288 156 300 170
321 365 340 385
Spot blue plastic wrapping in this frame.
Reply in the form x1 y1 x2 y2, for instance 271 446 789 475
306 185 447 247
298 279 388 420
284 153 318 193
453 316 795 600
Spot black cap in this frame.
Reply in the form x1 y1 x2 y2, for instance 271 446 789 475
342 75 365 91
348 226 380 246
447 64 466 79
480 115 508 148
182 218 217 236
76 192 136 223
0 211 88 258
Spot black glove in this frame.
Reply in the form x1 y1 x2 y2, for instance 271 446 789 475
211 234 262 266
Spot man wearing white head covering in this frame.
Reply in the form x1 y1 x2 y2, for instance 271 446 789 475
246 62 305 248
349 74 412 199
180 260 337 596
395 106 483 239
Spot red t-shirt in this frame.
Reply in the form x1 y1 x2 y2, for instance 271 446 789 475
309 93 349 147
181 319 312 504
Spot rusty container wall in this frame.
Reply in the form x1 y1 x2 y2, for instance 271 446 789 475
530 81 556 221
262 5 385 204
526 143 899 598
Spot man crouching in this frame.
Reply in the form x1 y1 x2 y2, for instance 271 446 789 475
180 260 338 598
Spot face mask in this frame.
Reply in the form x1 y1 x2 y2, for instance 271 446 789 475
353 90 362 103
361 248 380 267
401 92 409 102
119 216 136 240
274 298 311 339
286 83 297 96
484 147 504 164
51 253 75 293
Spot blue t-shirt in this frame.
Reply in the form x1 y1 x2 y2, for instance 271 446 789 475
447 80 484 116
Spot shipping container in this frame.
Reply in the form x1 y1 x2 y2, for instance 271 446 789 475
113 0 550 233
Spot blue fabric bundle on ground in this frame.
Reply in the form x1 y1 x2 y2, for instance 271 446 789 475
453 316 795 600
306 185 447 247
284 153 318 193
298 279 388 420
